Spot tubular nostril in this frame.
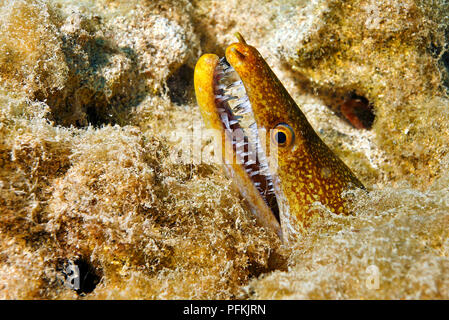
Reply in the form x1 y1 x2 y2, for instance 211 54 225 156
234 32 247 44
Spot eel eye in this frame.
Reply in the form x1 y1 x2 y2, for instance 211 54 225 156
271 123 295 148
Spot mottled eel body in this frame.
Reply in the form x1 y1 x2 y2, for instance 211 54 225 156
194 34 364 242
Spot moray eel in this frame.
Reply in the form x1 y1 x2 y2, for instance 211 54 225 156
194 33 364 242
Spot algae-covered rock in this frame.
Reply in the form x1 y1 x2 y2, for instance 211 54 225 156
0 0 67 96
0 0 283 300
1 0 200 127
248 181 449 299
268 0 449 187
1 0 449 300
0 92 282 299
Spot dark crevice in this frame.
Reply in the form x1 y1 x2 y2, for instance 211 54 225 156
339 93 375 130
85 104 103 127
247 250 288 280
38 32 147 128
58 257 102 296
428 30 449 94
441 43 449 93
284 65 375 130
166 64 194 105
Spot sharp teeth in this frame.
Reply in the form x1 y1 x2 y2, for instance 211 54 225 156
229 120 239 125
223 67 234 74
216 95 237 103
226 80 243 89
236 141 246 148
235 110 250 115
216 73 230 81
233 100 251 113
234 110 250 116
237 96 249 104
221 114 230 129
233 140 248 147
259 162 268 168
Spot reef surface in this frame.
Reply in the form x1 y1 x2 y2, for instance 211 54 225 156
0 0 448 299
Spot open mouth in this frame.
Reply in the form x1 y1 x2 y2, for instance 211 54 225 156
213 57 280 224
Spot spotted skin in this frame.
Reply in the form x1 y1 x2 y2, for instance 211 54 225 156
195 33 364 240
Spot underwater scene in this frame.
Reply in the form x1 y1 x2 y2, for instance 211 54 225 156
0 0 448 299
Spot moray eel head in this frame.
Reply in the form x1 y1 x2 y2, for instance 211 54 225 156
194 33 364 242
